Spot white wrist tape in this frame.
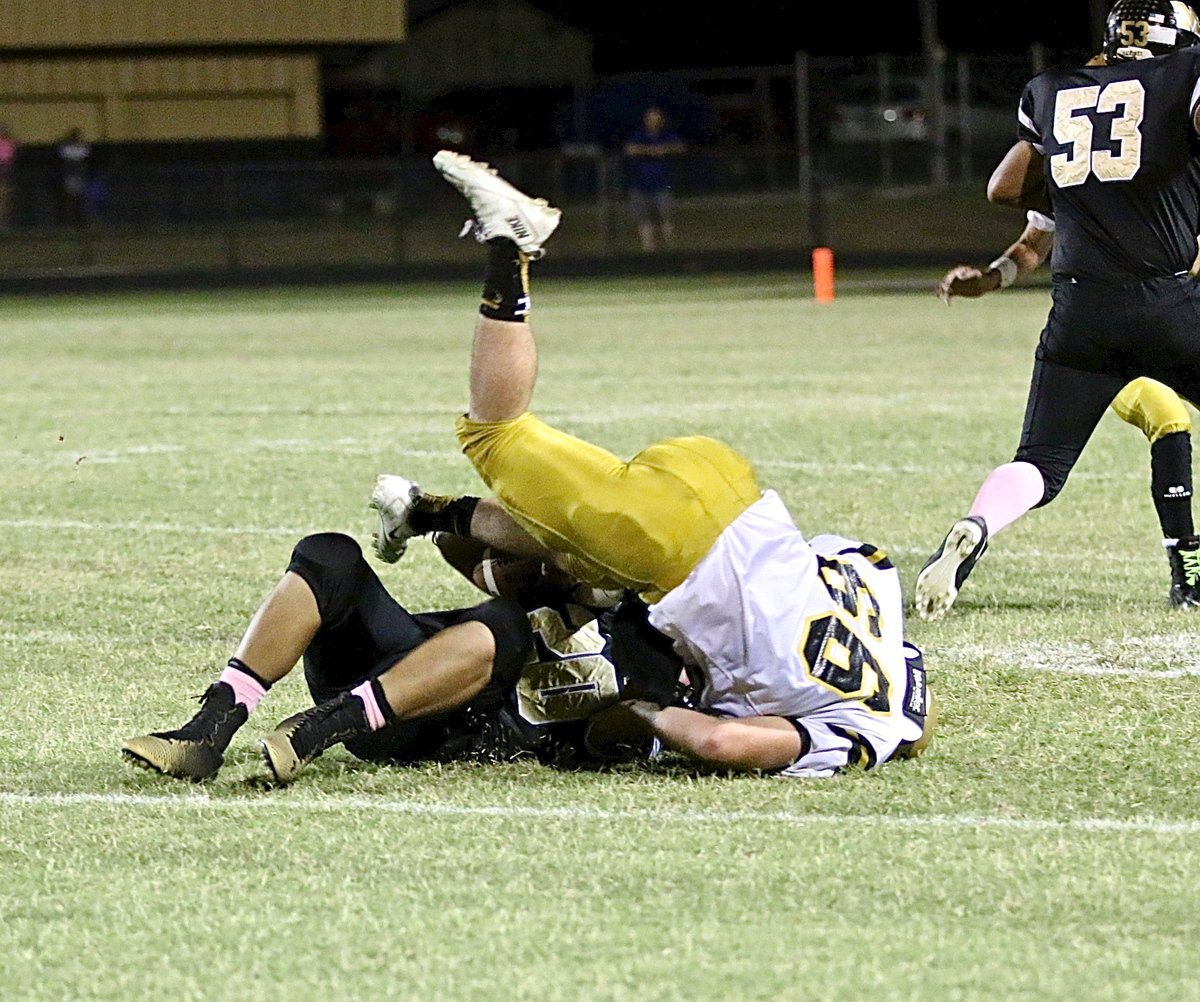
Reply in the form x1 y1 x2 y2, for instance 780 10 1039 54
1026 209 1056 232
989 255 1018 289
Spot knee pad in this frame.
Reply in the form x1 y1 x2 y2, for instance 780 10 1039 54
287 533 369 623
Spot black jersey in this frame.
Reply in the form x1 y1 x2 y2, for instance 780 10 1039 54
1017 48 1200 281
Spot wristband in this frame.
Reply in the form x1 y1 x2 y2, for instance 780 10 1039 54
1026 209 1056 232
988 255 1018 289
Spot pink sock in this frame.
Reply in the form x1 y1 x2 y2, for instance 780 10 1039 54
968 461 1046 535
351 680 388 731
219 662 268 713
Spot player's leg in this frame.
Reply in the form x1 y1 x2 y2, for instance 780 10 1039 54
1110 378 1200 606
374 476 559 566
259 596 531 785
378 423 760 599
121 540 329 780
655 190 675 246
235 534 531 784
122 531 484 781
385 152 762 599
1109 378 1194 541
259 621 492 784
471 314 537 423
372 151 554 563
1115 277 1200 605
916 356 1124 620
629 189 655 251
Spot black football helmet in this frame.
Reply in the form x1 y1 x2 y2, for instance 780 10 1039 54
1105 0 1200 60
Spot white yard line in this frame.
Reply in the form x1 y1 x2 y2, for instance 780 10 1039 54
5 628 1197 680
937 634 1200 677
0 517 309 537
0 790 1195 835
0 442 459 465
0 435 1151 482
0 441 1153 483
758 457 1146 482
0 519 1141 564
0 630 143 646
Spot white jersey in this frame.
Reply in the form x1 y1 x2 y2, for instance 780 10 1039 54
648 490 927 777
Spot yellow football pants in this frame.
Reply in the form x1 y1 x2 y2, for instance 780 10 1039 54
456 412 762 600
1110 378 1191 442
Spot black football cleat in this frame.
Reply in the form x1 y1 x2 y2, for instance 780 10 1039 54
259 691 370 785
122 682 247 782
1167 535 1200 609
915 516 989 622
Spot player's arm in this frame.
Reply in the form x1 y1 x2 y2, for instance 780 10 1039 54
987 140 1047 210
937 212 1056 302
615 700 803 771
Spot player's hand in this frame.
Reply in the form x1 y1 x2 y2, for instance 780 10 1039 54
936 265 999 303
581 700 658 761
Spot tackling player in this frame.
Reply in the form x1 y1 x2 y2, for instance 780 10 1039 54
935 208 1200 608
362 150 936 779
121 532 535 782
917 0 1200 620
122 532 681 783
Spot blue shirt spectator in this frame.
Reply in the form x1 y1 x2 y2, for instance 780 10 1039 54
623 106 685 251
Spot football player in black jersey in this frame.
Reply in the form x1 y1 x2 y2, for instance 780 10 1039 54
917 0 1200 620
936 208 1200 608
120 527 685 785
120 532 537 783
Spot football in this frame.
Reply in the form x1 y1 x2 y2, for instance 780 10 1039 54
432 532 554 604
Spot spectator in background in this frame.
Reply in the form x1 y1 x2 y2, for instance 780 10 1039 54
58 128 91 227
0 124 16 230
83 158 109 226
623 106 685 252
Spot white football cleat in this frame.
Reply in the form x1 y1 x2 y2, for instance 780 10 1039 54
433 150 562 257
914 515 989 622
370 474 423 563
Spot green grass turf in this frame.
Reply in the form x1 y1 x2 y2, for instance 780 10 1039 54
2 276 1199 1001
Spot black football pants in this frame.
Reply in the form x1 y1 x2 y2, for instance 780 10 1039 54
1015 274 1200 505
285 532 531 762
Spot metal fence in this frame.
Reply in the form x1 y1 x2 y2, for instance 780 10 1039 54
0 147 811 276
0 49 1084 281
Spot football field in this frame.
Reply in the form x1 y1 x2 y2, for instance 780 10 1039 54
2 276 1199 1001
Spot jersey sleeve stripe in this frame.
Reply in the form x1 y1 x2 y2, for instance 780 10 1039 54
783 717 811 764
827 724 879 771
1017 101 1043 152
854 542 894 570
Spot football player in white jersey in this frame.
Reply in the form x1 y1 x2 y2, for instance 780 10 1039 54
366 152 936 779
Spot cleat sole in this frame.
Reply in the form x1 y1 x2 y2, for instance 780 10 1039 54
915 518 987 622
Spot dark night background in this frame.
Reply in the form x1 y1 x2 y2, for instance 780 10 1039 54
373 2 1106 156
514 2 1098 71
